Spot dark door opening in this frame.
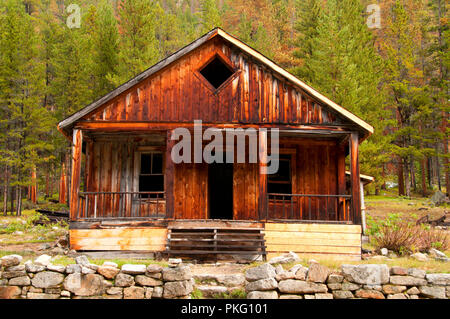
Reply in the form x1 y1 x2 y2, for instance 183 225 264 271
208 162 233 219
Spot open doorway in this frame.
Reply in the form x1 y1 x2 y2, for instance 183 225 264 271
208 162 233 219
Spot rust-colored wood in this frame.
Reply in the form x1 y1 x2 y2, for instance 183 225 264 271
69 129 83 220
258 130 268 220
165 130 175 218
350 132 361 225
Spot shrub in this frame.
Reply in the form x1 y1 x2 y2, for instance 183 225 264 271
370 215 449 255
415 227 449 253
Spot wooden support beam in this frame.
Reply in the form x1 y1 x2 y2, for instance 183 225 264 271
70 129 83 221
337 143 346 221
258 130 268 220
165 130 175 219
349 132 361 225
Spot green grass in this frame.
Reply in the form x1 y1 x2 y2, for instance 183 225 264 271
191 288 204 299
215 289 247 299
88 258 168 268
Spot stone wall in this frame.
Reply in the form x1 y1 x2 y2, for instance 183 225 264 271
0 255 193 299
244 261 450 299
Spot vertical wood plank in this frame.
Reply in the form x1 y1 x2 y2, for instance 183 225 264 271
165 130 175 219
258 130 268 220
350 132 361 225
69 129 83 220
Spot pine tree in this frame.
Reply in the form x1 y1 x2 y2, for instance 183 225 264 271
199 0 222 33
113 0 160 85
0 0 54 215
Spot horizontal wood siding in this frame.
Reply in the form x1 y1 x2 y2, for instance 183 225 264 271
264 222 361 260
69 228 167 251
82 38 344 127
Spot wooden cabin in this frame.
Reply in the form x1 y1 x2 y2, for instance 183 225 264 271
58 28 374 261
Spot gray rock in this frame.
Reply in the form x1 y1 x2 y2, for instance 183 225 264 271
216 274 245 287
25 262 45 273
145 287 153 299
304 294 315 299
410 253 428 262
60 290 71 297
390 266 408 276
327 283 342 290
8 276 31 286
247 291 278 299
75 255 90 266
429 248 447 258
430 190 447 206
382 285 407 294
106 287 123 295
34 254 52 266
162 266 191 281
1 255 22 268
245 278 278 292
81 266 95 274
332 290 354 299
47 264 66 273
65 264 82 274
278 279 327 294
425 273 450 285
406 287 420 295
387 293 407 299
121 264 147 275
31 271 65 288
390 276 427 286
146 264 163 273
102 261 118 268
245 263 276 282
341 282 361 291
152 286 163 298
124 286 145 299
341 264 389 285
1 270 26 279
407 268 426 279
114 273 135 287
195 285 228 298
135 275 163 287
419 286 446 299
279 294 302 299
306 262 330 283
294 267 308 281
380 248 388 256
268 251 299 265
327 274 344 284
63 273 105 296
163 280 193 298
168 258 183 267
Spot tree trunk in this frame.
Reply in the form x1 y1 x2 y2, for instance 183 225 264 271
405 158 411 198
421 157 427 197
398 157 405 196
16 185 22 217
3 166 8 216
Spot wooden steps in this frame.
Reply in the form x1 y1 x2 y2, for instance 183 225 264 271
165 227 267 261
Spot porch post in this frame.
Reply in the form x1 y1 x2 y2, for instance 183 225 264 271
349 132 361 225
69 129 83 221
165 130 175 219
258 130 268 220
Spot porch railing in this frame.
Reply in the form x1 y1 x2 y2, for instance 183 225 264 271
76 191 166 220
266 193 352 222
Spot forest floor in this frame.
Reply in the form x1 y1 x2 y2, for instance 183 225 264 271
0 194 449 273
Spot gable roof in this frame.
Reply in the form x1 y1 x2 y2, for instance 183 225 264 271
58 28 374 138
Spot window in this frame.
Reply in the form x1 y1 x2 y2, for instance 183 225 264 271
139 152 164 197
199 56 234 89
268 154 292 194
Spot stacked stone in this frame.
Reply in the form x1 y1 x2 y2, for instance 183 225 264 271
0 254 193 299
193 273 246 298
245 261 450 299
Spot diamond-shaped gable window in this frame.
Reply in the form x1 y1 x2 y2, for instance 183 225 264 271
199 56 234 89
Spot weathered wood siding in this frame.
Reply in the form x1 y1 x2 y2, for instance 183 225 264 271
70 228 167 251
81 38 345 126
264 222 361 260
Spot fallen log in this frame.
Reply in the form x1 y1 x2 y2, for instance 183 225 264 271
416 213 450 227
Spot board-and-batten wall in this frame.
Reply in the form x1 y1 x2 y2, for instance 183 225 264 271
83 136 344 221
80 37 345 127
